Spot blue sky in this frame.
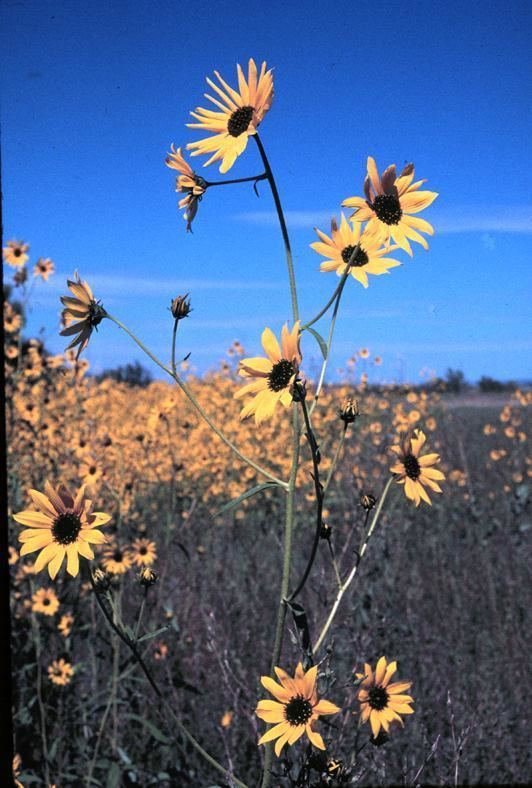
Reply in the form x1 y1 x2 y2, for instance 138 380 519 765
2 0 531 383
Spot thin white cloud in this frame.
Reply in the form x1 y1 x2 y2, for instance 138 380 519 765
233 205 532 234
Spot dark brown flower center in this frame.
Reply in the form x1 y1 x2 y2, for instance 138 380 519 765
140 546 147 555
227 106 254 137
14 248 21 257
403 453 421 479
285 694 313 726
373 193 402 225
52 512 82 545
113 550 124 562
268 359 295 392
341 245 369 268
368 686 389 711
43 598 50 605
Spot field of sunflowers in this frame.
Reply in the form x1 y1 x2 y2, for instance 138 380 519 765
6 277 531 785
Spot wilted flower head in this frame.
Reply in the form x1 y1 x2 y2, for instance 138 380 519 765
165 145 206 231
60 272 105 359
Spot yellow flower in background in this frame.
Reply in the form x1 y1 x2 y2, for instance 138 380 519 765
48 658 74 686
58 613 74 637
343 157 438 256
356 656 414 738
187 59 274 173
33 257 55 280
31 587 60 616
101 542 133 575
256 662 340 756
235 322 301 425
60 272 105 359
3 239 29 267
14 482 110 579
390 429 445 506
311 214 402 288
165 144 206 231
130 537 157 567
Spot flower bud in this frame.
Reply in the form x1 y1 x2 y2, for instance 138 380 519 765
360 493 377 511
139 567 158 587
339 398 360 425
170 294 192 320
92 568 110 592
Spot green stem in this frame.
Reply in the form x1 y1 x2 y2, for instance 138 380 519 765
205 173 267 188
105 313 287 489
301 270 350 331
253 134 299 322
260 404 300 788
308 282 345 419
88 574 248 788
313 476 393 653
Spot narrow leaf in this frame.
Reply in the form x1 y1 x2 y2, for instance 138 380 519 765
214 482 278 517
307 327 328 359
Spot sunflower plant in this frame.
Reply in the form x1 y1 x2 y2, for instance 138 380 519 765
10 57 447 787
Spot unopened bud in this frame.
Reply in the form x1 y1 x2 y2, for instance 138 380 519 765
360 493 377 511
292 378 307 402
320 523 331 540
139 567 158 587
339 398 360 425
92 568 110 592
170 294 192 320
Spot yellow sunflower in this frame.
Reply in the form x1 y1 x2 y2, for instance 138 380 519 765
390 429 445 506
130 537 157 567
60 272 105 359
234 322 302 425
310 214 401 288
256 662 341 756
186 58 274 173
343 157 438 256
58 613 74 637
14 482 110 579
48 658 74 686
165 145 206 231
33 257 55 280
356 656 414 738
101 542 133 575
3 239 29 267
31 587 60 616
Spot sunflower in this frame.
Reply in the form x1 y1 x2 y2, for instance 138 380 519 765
186 58 274 173
101 542 133 575
342 157 438 256
58 613 74 637
60 272 105 359
13 482 110 579
130 537 157 567
3 239 29 267
31 587 60 616
256 662 340 756
165 145 206 231
33 257 55 280
356 656 414 738
234 322 302 425
48 658 74 686
310 215 401 288
390 429 445 506
4 304 22 333
79 458 103 488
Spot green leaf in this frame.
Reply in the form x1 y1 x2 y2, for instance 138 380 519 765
214 482 279 517
124 713 170 744
106 763 121 788
306 327 328 359
137 625 169 644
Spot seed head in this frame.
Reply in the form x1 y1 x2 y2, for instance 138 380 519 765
360 493 377 511
92 568 110 592
339 398 360 425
